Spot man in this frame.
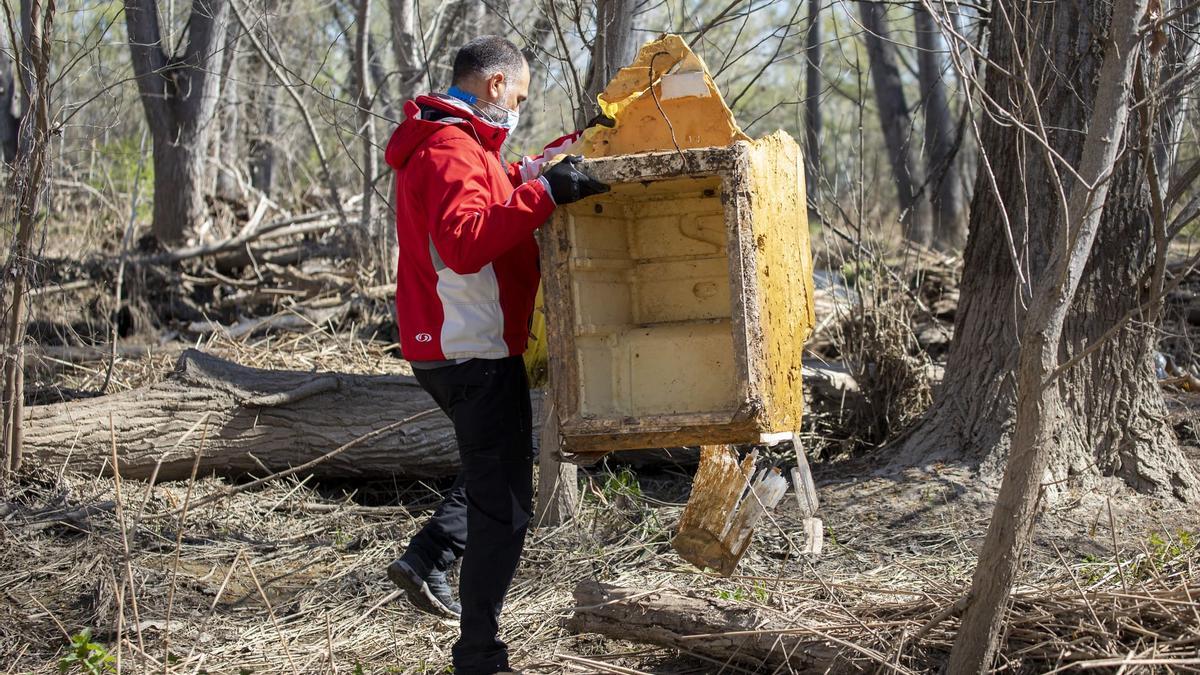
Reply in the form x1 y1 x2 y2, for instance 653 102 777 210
383 35 609 675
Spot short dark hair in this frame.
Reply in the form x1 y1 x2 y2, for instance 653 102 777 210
452 35 526 85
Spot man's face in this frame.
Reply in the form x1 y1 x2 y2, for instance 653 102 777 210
482 60 530 112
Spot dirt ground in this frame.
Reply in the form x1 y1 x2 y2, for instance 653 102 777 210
2 405 1198 673
8 234 1200 673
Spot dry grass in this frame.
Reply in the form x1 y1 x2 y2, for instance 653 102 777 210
2 440 1197 674
8 238 1200 674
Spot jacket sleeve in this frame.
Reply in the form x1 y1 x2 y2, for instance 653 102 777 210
508 131 582 187
419 138 556 275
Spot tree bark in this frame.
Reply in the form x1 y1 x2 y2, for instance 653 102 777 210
948 0 1148 667
577 0 638 127
23 349 694 483
212 24 244 202
125 0 230 245
352 0 378 267
246 50 279 196
534 401 577 526
13 0 35 157
2 0 53 477
803 0 821 203
859 0 932 246
388 0 423 104
900 0 1199 500
22 350 471 480
914 5 964 250
566 581 840 670
0 34 18 163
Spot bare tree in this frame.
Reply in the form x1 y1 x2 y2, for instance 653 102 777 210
212 23 245 202
947 0 1152 668
0 33 18 162
352 0 379 264
901 0 1200 498
859 0 932 246
125 0 230 245
577 0 638 127
803 0 821 202
914 3 964 249
1 0 54 477
388 0 423 104
245 48 279 195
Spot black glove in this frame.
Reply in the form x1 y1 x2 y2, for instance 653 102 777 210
542 155 610 204
585 112 616 129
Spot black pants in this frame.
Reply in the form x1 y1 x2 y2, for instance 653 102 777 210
403 356 534 675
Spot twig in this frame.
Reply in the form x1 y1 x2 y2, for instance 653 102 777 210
158 407 440 516
109 414 146 667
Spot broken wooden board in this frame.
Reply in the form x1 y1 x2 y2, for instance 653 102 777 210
671 445 788 576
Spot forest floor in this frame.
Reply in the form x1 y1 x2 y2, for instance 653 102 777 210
5 222 1200 672
2 329 1198 673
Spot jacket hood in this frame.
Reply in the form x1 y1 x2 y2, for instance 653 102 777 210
385 94 510 170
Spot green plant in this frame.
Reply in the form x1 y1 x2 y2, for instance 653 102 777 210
602 467 642 500
1127 530 1197 580
715 582 769 604
716 587 748 602
58 629 114 674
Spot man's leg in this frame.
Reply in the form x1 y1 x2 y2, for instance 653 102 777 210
397 473 467 578
389 473 467 616
390 369 470 616
434 357 534 675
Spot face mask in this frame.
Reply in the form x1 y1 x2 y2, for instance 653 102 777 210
480 98 520 131
447 84 520 131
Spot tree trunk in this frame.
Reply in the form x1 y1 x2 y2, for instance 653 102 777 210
429 1 484 89
803 0 821 203
517 9 555 140
914 5 964 250
534 402 578 526
352 0 378 268
213 25 244 202
247 52 279 196
899 0 1199 500
948 0 1148 667
577 0 638 127
23 350 474 480
1 0 53 477
125 0 230 245
859 1 932 246
13 0 35 157
566 581 840 670
150 131 211 243
23 349 695 483
388 0 423 104
0 35 18 163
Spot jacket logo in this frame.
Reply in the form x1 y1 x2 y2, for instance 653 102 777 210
415 332 433 343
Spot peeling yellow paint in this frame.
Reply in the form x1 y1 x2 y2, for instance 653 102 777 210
575 34 750 157
533 36 814 455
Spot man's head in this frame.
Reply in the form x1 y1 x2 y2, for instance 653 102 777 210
452 36 530 116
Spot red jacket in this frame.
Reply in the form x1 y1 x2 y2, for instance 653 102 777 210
385 94 575 362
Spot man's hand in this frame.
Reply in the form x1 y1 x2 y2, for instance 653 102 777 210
541 156 610 204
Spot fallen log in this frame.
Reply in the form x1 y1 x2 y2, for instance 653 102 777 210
566 580 839 670
23 349 691 482
23 349 469 481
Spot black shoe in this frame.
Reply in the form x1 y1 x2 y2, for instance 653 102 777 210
425 569 462 616
387 559 459 619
